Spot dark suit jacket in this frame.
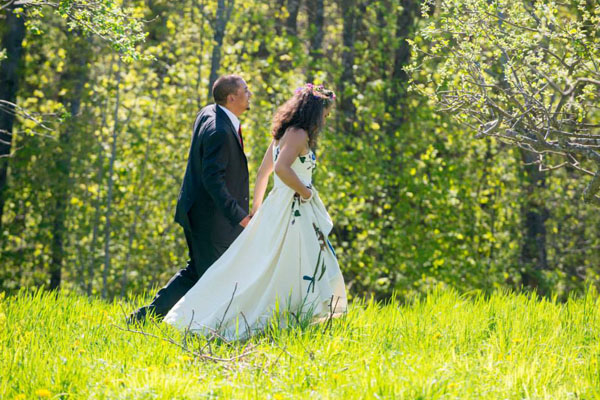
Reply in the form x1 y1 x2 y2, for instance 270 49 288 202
175 104 249 246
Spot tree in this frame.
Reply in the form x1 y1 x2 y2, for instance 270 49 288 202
306 0 324 82
49 30 91 290
0 3 26 232
3 0 600 300
387 0 418 124
337 0 369 134
285 0 302 36
0 0 146 234
207 0 234 98
409 0 600 204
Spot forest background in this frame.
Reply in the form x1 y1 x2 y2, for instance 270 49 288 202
1 0 599 302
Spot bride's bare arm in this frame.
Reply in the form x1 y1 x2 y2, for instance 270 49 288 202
273 128 312 200
251 141 275 215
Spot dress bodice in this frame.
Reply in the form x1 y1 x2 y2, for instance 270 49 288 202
272 144 316 188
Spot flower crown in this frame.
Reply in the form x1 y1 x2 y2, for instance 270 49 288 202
294 83 336 104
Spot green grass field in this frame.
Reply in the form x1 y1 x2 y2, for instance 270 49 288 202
2 288 599 399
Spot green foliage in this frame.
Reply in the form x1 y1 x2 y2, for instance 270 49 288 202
405 0 600 296
2 288 600 398
2 0 600 300
408 0 600 200
20 0 147 61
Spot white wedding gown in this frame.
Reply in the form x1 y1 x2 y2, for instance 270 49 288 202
164 145 347 340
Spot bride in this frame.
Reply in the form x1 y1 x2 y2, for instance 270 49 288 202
164 84 347 339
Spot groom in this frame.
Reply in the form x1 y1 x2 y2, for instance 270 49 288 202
129 75 252 323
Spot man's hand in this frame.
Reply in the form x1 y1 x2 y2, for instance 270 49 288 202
239 215 252 227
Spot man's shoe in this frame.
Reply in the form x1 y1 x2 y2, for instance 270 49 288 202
127 306 151 325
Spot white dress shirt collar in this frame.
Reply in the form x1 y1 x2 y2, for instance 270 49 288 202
218 105 240 133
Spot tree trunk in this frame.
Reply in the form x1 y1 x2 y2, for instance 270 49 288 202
87 141 104 296
103 58 123 299
387 0 417 125
49 32 90 290
86 55 115 295
207 0 234 100
376 2 388 78
306 0 324 81
194 0 207 108
519 149 549 292
338 0 358 134
485 7 549 291
120 94 160 297
285 0 302 36
0 5 26 232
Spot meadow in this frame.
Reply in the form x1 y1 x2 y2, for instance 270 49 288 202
2 288 600 399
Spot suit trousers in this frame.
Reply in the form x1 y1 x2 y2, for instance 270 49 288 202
147 227 229 318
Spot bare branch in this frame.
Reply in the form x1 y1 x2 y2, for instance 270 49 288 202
583 170 600 203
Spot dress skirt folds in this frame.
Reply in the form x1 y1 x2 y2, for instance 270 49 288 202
164 147 347 340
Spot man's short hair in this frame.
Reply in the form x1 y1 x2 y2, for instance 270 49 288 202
212 75 243 105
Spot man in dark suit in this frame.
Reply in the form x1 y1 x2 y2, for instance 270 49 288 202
129 75 252 323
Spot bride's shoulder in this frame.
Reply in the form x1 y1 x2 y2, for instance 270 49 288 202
282 126 309 143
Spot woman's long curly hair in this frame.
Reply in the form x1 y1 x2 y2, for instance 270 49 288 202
271 84 336 150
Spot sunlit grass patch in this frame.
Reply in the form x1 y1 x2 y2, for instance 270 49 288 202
1 288 599 399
